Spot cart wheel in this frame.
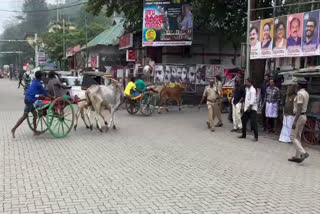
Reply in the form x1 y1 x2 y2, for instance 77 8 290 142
126 98 140 115
303 117 320 145
141 94 156 116
27 109 49 134
47 97 74 138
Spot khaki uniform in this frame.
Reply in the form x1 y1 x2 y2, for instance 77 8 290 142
203 86 219 130
290 89 309 158
216 81 223 124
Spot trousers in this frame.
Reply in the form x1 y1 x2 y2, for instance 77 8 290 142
207 103 219 130
216 99 223 124
290 115 307 158
241 110 258 139
232 102 242 129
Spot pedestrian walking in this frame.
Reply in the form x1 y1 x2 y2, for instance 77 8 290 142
239 78 258 142
215 75 223 127
17 70 25 88
260 75 270 131
288 78 310 163
264 79 280 133
279 85 296 143
231 76 245 132
199 78 220 132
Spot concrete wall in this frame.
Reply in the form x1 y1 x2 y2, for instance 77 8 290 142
162 32 241 67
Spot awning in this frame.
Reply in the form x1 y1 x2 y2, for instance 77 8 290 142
83 22 125 50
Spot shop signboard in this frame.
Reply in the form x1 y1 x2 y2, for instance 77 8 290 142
119 33 133 50
126 50 136 62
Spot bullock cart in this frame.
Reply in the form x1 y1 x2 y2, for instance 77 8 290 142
27 96 85 138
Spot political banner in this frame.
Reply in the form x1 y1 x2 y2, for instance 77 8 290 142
249 21 261 59
260 18 274 58
273 16 287 57
195 64 208 85
302 10 319 55
287 13 303 56
250 9 320 59
154 64 165 84
142 0 193 47
164 65 171 84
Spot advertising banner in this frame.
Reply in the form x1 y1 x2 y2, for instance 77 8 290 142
142 0 193 47
126 50 136 62
91 56 98 68
119 33 133 50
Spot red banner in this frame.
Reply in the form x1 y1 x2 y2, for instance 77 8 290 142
119 33 133 50
126 50 136 62
91 56 98 68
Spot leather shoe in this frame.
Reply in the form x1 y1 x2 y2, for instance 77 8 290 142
215 123 223 127
288 157 301 163
252 138 258 142
206 121 211 129
238 136 246 139
231 129 238 132
296 153 310 163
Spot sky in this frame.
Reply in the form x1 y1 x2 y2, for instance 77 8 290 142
0 0 65 34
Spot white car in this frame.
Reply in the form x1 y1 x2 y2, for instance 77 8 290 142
59 76 84 98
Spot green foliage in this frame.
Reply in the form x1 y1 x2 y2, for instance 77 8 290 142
86 0 143 31
281 0 320 15
41 22 105 64
0 0 110 67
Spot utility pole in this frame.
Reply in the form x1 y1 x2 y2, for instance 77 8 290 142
63 18 66 59
35 33 39 68
57 0 60 22
246 0 251 79
311 0 315 10
85 12 88 70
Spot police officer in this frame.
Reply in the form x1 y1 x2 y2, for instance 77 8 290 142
199 77 220 132
288 78 310 163
215 75 223 127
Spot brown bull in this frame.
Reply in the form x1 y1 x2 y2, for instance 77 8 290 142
158 84 184 113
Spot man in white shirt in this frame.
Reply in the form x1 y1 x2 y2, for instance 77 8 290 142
239 78 259 142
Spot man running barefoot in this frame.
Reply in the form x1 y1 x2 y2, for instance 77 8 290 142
11 71 48 138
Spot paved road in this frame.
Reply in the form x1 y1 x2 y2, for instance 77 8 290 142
1 78 320 214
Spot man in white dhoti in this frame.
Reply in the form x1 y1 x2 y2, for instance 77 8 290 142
279 85 296 143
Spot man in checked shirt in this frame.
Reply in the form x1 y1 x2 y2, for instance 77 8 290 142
264 79 281 133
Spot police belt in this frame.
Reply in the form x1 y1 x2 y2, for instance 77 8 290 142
207 98 217 103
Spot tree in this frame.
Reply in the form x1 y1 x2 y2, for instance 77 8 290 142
41 23 105 68
86 0 143 31
23 0 49 33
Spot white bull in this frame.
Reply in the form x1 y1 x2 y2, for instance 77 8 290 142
85 80 124 132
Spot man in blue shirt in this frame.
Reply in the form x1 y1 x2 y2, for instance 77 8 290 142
303 18 318 51
11 71 48 138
